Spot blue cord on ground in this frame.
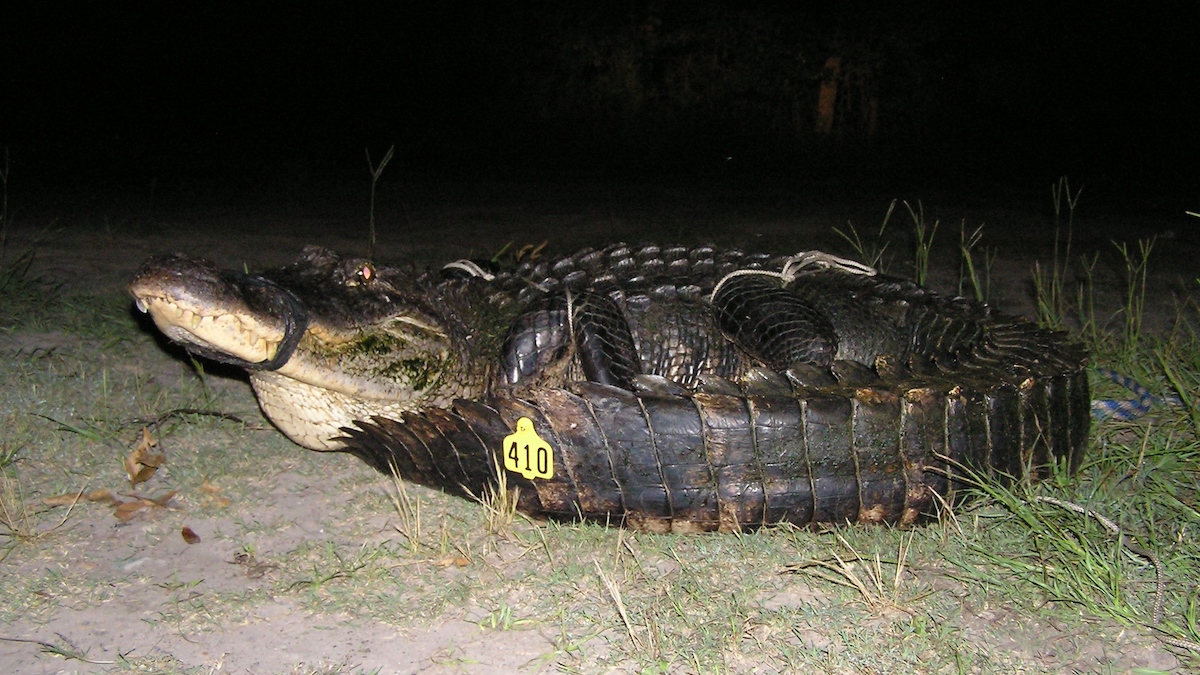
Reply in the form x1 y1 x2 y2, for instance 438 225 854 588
1091 367 1182 420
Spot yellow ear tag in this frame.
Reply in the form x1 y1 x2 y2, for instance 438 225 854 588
502 417 554 480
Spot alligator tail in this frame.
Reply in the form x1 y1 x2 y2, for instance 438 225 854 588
337 367 1089 532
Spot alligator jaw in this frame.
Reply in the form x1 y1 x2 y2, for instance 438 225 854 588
130 254 291 368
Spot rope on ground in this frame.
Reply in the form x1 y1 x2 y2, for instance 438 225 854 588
1091 367 1183 421
1032 495 1200 653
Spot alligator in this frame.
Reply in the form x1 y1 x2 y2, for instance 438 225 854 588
130 243 1090 531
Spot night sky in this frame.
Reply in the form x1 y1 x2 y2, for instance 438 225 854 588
2 3 1195 208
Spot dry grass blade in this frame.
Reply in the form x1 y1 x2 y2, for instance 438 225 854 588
0 633 117 665
594 560 639 649
470 455 520 536
385 461 423 552
786 531 918 614
365 144 395 258
1 474 82 548
515 240 549 262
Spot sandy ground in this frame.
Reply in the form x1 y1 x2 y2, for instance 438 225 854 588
1 179 1196 673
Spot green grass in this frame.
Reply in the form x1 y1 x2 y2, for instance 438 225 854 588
1033 176 1084 331
834 199 896 273
958 220 994 302
876 179 1200 662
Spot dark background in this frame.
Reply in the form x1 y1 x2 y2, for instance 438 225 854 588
2 3 1195 222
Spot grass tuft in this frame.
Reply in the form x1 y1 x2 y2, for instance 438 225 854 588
834 199 896 273
0 250 49 328
0 472 81 554
365 144 395 258
1033 176 1083 329
951 480 1158 626
386 463 424 554
473 455 521 537
786 530 921 615
904 200 938 286
957 220 994 302
1113 237 1156 356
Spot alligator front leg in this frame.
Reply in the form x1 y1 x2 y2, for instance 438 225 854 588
501 291 642 390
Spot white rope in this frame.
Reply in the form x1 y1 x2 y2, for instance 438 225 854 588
710 251 877 302
442 259 496 281
564 288 577 338
781 251 878 278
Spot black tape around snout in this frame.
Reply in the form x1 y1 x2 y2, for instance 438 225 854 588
184 276 309 371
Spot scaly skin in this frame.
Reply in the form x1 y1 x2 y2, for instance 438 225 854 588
131 243 1090 527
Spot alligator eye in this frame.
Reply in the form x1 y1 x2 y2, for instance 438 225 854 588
351 262 375 286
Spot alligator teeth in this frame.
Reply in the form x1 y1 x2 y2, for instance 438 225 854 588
135 298 148 313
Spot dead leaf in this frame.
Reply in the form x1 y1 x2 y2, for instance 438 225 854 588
114 500 150 522
129 465 157 486
199 479 232 508
435 556 470 568
87 488 116 503
43 488 116 506
135 426 157 453
111 491 177 522
149 490 177 507
125 427 165 487
181 526 201 544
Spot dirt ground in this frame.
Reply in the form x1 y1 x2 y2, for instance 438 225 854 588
1 179 1196 673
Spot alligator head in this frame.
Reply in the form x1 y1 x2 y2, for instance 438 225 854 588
130 246 504 450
